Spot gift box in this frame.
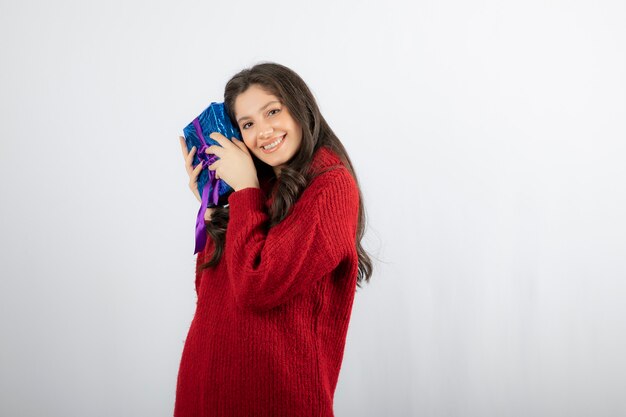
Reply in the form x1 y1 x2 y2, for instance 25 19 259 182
183 102 242 204
182 102 242 254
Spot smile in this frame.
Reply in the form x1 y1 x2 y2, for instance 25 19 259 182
261 135 285 153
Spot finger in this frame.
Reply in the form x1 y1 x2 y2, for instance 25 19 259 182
232 137 250 153
209 132 236 149
191 162 203 179
204 144 224 157
185 146 197 173
207 160 220 171
180 136 198 172
179 136 190 159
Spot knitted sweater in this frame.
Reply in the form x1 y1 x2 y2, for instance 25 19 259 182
174 146 360 417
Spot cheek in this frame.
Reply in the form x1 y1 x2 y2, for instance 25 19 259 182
243 140 254 151
241 134 254 148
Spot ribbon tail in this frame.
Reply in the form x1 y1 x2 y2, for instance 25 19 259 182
190 118 222 255
211 178 221 205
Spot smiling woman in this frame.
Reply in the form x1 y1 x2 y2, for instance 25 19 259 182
175 62 373 417
233 85 303 175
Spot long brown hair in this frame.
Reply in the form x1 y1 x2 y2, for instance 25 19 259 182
199 62 373 288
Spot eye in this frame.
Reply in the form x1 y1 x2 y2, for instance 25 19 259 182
241 109 280 130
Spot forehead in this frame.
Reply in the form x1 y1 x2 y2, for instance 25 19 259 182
234 85 280 116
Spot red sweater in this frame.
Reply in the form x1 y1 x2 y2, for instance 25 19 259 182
174 146 360 417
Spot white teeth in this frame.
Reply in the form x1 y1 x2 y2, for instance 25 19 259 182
262 135 284 150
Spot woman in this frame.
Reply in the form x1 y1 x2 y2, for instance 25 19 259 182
175 62 372 416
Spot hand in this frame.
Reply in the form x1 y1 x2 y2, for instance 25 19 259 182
205 132 260 192
179 136 203 203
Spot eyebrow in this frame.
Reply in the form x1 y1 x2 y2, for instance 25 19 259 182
236 100 281 123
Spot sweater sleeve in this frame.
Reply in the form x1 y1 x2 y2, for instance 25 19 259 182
224 168 359 313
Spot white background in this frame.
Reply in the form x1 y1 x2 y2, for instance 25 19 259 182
1 0 625 416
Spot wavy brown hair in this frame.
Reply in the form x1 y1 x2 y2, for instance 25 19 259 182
199 62 373 288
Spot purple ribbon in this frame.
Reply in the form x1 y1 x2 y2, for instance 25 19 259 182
192 118 221 254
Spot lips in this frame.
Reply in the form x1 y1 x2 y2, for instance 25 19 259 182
261 134 286 153
261 134 285 148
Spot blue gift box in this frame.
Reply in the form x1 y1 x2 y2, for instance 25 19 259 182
182 102 242 206
182 102 242 254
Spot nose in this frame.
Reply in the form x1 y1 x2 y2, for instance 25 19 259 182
258 125 274 140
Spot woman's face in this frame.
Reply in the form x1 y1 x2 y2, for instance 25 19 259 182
234 84 303 175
